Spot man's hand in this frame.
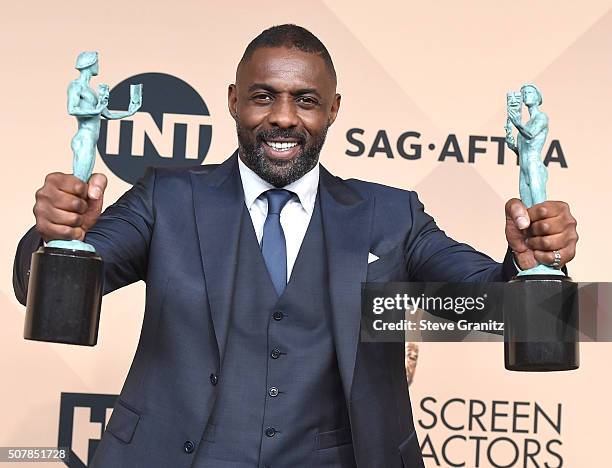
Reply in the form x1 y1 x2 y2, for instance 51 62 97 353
505 198 578 270
33 172 108 243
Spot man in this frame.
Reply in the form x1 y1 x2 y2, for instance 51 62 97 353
13 25 578 468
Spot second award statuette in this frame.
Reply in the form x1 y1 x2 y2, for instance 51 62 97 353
23 51 143 346
503 84 579 371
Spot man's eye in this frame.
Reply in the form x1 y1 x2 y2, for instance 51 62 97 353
253 94 272 102
297 96 317 105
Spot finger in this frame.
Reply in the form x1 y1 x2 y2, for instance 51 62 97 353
49 192 88 214
36 221 84 242
528 215 566 236
533 245 575 268
505 198 530 229
514 250 538 270
527 201 568 223
46 208 84 227
35 185 85 212
88 173 108 200
526 232 567 251
47 173 88 198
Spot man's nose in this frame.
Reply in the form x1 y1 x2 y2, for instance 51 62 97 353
268 97 299 128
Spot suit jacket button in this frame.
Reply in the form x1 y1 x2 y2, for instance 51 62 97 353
183 440 195 453
273 311 283 321
270 348 281 359
269 386 279 397
210 373 219 386
265 427 277 437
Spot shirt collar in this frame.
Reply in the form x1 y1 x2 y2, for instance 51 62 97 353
238 156 319 215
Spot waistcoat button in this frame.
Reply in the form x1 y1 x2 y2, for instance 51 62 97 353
265 427 277 437
270 348 281 359
183 440 195 453
210 373 219 385
269 386 279 397
272 310 283 321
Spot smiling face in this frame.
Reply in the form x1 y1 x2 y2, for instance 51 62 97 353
506 91 522 111
229 46 341 187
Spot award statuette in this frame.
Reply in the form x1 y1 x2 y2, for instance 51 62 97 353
23 52 142 345
504 84 579 371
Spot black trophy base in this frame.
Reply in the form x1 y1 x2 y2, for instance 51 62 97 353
504 274 579 372
24 246 103 346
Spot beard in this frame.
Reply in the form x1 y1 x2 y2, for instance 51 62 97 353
236 123 329 187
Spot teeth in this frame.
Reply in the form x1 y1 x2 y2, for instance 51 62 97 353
266 141 298 151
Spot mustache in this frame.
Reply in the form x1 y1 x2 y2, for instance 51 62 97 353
256 128 306 145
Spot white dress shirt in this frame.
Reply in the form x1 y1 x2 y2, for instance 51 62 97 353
238 157 319 282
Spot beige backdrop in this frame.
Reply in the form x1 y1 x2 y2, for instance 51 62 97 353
1 1 611 467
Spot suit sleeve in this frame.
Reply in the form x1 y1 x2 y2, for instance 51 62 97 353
404 191 517 282
12 226 44 305
12 167 157 306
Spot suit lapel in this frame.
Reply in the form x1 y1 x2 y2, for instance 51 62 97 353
319 166 373 400
190 152 244 364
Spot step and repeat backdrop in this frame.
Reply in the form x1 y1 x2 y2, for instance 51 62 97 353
1 1 611 467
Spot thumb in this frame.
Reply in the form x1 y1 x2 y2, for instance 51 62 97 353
505 198 537 270
505 198 530 230
87 173 107 201
84 173 108 226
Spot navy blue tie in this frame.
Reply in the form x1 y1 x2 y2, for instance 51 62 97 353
261 189 294 296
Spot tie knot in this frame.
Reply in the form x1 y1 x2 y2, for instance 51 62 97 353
265 189 293 215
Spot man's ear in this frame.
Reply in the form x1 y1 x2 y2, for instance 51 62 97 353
228 84 238 120
327 93 341 127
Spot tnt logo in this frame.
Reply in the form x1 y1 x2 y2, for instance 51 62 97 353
98 72 212 184
58 392 117 467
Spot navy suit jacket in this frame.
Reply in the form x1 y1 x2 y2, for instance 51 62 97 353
14 152 517 467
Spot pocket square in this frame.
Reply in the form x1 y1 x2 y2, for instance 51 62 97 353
368 252 379 264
